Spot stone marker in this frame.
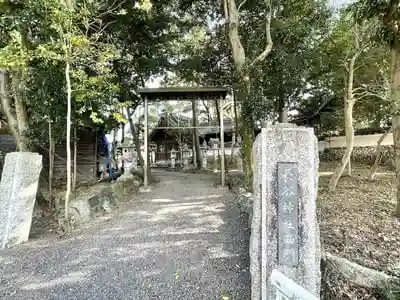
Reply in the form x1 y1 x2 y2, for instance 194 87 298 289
251 124 320 299
277 162 299 267
0 152 42 249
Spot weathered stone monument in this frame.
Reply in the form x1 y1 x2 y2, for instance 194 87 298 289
0 152 42 249
251 124 320 299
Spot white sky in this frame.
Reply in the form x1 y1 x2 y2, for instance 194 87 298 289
330 0 351 8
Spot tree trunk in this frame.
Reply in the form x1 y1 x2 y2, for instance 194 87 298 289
202 100 212 123
389 45 400 218
0 71 24 150
126 107 152 181
369 127 392 181
49 120 55 210
126 107 144 166
239 80 254 187
112 126 117 161
279 106 289 123
223 0 272 188
278 95 289 123
0 70 31 152
64 61 72 230
394 116 400 218
233 90 239 136
94 129 98 178
328 45 359 192
348 159 352 177
328 99 355 191
214 100 221 127
224 0 253 186
12 71 30 151
231 131 236 164
72 126 77 191
192 100 202 169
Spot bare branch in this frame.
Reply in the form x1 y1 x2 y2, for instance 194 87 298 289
354 90 388 102
249 0 273 68
352 87 365 93
95 20 118 39
354 23 360 50
369 126 393 181
237 0 247 12
95 0 125 19
222 0 229 24
225 0 247 70
344 61 350 73
354 61 366 71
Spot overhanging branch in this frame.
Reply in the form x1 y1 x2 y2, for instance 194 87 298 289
249 0 273 68
237 0 247 12
353 90 388 102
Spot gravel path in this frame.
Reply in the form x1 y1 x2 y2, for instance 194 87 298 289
0 170 250 300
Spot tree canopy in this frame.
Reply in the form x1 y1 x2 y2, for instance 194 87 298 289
0 0 397 190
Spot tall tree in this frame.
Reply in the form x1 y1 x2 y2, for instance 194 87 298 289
328 16 375 191
223 0 273 185
352 0 400 217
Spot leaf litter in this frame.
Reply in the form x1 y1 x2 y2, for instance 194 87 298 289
318 163 400 299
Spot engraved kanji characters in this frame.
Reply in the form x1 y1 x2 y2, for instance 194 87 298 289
282 201 294 213
282 220 295 234
283 235 296 245
283 248 295 261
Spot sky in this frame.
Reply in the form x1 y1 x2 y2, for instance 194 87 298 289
330 0 351 8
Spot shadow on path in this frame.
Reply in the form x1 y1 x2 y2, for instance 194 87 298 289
0 170 250 300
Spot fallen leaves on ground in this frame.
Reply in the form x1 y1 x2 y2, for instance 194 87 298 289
319 163 400 299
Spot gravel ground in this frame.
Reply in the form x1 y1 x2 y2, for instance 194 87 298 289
0 170 251 300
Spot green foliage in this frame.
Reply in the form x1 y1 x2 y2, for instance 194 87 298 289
350 0 400 47
0 0 128 144
0 0 394 147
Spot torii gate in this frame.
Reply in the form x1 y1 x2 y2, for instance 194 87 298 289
137 87 229 190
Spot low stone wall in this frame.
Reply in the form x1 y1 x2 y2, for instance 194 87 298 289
55 174 141 227
319 146 395 168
